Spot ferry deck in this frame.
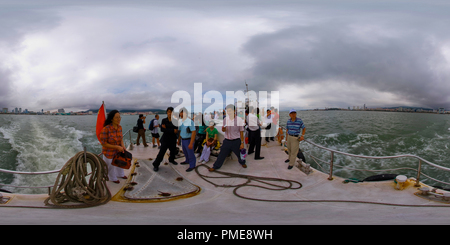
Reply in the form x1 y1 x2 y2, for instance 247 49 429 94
1 136 450 225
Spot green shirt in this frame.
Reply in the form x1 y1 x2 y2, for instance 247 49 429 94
206 127 218 139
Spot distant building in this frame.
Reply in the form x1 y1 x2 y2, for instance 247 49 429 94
2 108 7 113
58 108 65 113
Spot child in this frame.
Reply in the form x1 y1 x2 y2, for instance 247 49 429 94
277 127 284 145
198 121 219 163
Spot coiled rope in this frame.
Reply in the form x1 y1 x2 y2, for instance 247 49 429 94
195 164 303 197
44 151 111 208
195 164 450 207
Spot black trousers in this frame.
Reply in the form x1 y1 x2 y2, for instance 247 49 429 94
194 134 206 153
212 139 245 170
248 129 262 158
153 137 177 167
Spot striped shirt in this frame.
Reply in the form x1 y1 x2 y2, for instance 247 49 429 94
100 124 123 159
286 117 305 136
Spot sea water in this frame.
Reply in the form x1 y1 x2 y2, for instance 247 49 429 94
1 111 450 193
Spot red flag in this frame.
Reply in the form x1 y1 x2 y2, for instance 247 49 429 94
96 103 106 142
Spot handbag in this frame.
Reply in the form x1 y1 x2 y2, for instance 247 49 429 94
112 150 133 169
240 148 247 160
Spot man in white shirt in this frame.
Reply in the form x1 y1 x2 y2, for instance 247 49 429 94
204 112 211 124
246 106 264 160
209 104 246 171
264 109 274 143
151 114 160 148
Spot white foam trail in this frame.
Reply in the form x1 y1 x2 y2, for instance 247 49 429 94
1 116 93 194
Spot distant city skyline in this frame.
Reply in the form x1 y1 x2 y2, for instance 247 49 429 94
1 104 444 115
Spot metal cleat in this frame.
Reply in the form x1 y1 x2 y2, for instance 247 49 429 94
418 187 431 195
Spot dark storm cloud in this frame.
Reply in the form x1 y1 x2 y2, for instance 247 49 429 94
0 68 13 108
0 4 62 109
0 5 61 43
2 0 450 111
242 12 450 109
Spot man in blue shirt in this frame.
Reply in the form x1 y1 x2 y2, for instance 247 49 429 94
285 109 306 169
177 107 197 172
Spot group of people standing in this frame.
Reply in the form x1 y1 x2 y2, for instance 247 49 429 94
98 105 306 184
135 114 161 148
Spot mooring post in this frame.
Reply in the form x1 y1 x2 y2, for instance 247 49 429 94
415 159 422 187
328 151 334 180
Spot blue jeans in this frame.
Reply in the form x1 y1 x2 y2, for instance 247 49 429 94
182 139 196 168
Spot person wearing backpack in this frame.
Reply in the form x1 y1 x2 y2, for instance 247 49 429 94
150 114 160 148
136 114 149 147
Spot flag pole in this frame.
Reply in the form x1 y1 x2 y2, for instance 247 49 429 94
96 101 107 144
102 101 106 116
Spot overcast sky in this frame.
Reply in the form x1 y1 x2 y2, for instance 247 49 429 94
1 0 450 112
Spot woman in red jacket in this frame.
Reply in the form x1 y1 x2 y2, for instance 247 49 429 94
100 110 127 183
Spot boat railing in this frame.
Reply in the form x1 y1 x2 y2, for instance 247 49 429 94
0 169 60 194
278 126 450 187
122 128 135 151
301 138 450 187
0 128 136 194
3 124 450 193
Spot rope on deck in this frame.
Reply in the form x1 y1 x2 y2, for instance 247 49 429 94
195 164 303 197
44 151 111 208
194 164 450 208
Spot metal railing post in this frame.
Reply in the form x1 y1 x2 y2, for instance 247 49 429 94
84 146 87 163
415 159 422 187
328 151 334 180
129 131 133 150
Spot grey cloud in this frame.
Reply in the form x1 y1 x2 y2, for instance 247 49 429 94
3 0 450 111
0 68 13 108
0 7 61 44
0 5 62 109
242 18 450 109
